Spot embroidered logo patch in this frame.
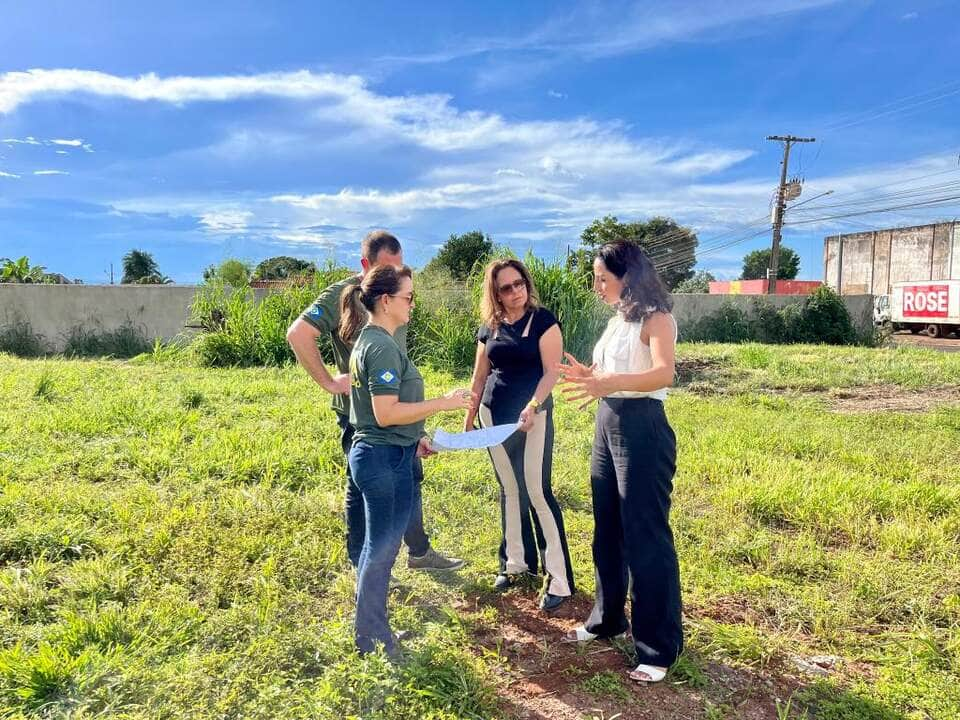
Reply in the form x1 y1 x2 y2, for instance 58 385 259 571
307 306 324 319
378 370 398 384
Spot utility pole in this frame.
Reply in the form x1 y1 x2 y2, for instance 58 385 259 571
766 135 815 294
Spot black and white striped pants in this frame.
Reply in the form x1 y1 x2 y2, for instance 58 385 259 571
480 401 575 597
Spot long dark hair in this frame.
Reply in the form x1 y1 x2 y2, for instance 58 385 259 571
339 264 412 343
596 241 672 322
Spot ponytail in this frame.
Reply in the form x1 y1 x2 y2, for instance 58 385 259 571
338 264 413 343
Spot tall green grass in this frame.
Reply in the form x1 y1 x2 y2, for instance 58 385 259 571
1 348 958 717
407 256 610 376
190 262 352 367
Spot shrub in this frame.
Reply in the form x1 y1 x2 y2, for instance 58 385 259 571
786 285 857 345
0 319 45 357
684 302 751 343
683 288 860 346
190 261 352 367
749 298 788 344
62 323 152 358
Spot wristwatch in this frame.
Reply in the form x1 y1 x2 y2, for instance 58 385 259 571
527 397 543 414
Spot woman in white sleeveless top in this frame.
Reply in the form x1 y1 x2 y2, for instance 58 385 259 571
558 241 682 684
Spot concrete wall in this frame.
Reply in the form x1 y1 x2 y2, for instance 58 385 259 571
1 285 876 353
824 222 959 295
0 284 204 352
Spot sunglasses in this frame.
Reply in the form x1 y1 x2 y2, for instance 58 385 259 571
497 278 527 295
389 292 415 305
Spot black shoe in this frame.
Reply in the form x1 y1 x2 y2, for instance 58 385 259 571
493 573 519 592
539 593 569 612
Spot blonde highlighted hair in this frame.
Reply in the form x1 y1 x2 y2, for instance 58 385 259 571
479 258 540 331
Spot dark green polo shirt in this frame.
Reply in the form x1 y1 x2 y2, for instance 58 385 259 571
349 324 424 446
300 275 408 417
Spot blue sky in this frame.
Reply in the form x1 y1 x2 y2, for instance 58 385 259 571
1 0 958 283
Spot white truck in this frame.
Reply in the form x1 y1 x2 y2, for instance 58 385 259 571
874 280 960 338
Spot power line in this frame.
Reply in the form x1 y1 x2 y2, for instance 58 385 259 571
819 80 960 133
785 194 960 226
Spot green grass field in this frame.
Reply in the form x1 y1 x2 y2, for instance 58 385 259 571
2 344 959 719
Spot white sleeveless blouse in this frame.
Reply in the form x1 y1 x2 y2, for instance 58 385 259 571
592 312 677 401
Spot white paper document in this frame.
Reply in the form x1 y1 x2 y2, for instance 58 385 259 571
431 423 519 452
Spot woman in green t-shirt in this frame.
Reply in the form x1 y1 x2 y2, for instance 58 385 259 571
340 264 474 657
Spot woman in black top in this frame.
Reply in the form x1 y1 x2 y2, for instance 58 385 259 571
465 259 575 612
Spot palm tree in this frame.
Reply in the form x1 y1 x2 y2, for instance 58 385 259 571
121 249 161 284
0 256 47 283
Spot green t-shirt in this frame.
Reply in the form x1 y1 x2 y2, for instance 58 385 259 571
349 325 425 446
300 275 408 417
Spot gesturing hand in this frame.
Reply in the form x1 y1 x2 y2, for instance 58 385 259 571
561 372 610 408
554 352 593 379
557 352 608 409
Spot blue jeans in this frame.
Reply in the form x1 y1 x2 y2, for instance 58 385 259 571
348 440 416 655
337 413 430 565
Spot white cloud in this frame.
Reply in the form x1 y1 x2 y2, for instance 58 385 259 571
662 150 756 176
539 155 583 179
199 209 253 233
0 69 752 180
273 231 337 247
0 68 368 115
495 168 525 177
547 89 567 99
379 0 844 66
33 169 69 175
0 170 20 178
2 136 94 152
3 136 41 145
55 150 68 154
901 12 919 21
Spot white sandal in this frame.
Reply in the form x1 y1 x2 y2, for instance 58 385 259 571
562 625 599 643
628 664 667 683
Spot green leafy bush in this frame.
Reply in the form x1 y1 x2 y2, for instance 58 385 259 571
683 287 862 346
784 285 857 345
190 262 352 367
749 298 788 344
684 302 752 343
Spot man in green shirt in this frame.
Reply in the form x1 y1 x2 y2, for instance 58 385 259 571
286 230 463 571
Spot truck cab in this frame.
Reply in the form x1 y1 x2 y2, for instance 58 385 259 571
873 294 890 327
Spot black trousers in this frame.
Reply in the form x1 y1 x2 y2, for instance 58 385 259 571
336 412 430 566
585 397 683 668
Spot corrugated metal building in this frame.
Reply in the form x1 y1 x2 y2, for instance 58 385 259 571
823 221 959 295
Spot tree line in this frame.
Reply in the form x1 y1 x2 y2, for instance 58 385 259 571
3 214 801 289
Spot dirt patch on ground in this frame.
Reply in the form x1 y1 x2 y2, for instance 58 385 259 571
458 590 813 720
675 357 729 388
678 372 960 413
825 384 960 413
